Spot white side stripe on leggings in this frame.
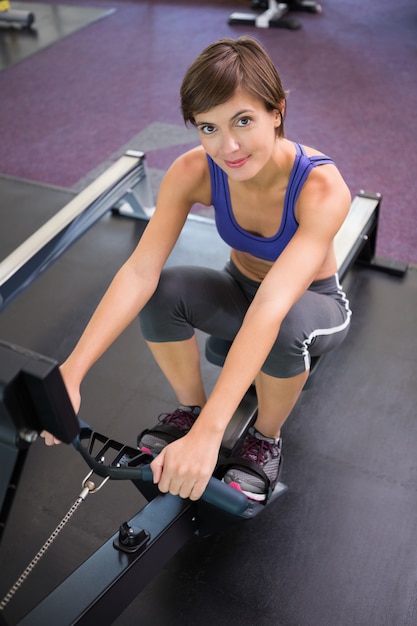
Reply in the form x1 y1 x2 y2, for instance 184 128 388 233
302 276 352 371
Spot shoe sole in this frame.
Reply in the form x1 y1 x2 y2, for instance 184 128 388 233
224 479 267 502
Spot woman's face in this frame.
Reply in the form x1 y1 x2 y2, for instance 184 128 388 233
194 89 281 182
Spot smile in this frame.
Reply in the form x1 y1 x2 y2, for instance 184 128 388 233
224 157 249 169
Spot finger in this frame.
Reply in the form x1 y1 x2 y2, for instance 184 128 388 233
159 472 184 497
176 474 208 500
178 482 195 500
40 431 61 446
150 451 165 485
187 479 207 501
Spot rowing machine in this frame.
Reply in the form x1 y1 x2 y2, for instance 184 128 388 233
0 340 286 625
0 151 154 313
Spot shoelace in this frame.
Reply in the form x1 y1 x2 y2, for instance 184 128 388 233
158 409 196 431
239 434 278 466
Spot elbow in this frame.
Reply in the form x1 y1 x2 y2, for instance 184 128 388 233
244 298 284 335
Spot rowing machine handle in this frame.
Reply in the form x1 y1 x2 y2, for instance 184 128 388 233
140 463 248 515
74 421 249 517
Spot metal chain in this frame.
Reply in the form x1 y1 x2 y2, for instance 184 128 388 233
0 471 108 612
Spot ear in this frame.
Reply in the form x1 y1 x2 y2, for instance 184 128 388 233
277 100 286 125
273 109 282 128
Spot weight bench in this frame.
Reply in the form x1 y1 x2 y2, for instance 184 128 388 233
229 0 322 31
0 150 154 312
205 190 408 443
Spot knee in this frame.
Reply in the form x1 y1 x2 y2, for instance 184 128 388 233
272 312 305 355
141 268 181 316
139 267 194 342
261 313 308 378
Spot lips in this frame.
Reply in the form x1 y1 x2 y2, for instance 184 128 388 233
224 156 249 168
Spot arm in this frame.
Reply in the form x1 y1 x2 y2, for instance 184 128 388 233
43 148 211 443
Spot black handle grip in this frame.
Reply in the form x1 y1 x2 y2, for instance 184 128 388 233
140 464 248 515
73 423 249 516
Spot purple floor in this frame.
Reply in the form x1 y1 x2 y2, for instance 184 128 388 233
1 0 416 264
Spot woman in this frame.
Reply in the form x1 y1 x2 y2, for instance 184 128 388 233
43 36 351 504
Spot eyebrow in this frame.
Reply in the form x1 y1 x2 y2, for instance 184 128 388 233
195 108 255 127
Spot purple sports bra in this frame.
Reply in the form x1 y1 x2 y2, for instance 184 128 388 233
207 143 334 262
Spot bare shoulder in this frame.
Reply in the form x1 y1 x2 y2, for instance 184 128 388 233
160 146 212 207
292 142 350 205
297 152 351 234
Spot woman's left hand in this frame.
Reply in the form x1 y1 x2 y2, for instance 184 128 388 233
150 430 222 501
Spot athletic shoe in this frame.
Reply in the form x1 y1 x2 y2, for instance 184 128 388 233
223 426 282 502
137 405 201 455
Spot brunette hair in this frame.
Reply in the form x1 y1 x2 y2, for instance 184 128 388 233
180 36 287 137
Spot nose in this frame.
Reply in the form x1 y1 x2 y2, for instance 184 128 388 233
221 131 239 155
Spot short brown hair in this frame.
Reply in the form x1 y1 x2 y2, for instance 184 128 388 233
180 36 287 137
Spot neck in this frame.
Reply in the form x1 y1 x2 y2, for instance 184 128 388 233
242 139 294 192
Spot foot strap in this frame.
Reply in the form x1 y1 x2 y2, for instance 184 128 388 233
217 454 283 501
218 456 272 487
138 423 187 448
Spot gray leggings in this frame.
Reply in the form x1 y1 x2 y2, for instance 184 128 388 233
139 260 351 378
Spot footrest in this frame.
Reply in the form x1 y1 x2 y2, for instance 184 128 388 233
234 481 288 521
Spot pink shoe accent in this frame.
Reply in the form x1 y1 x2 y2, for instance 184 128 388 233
227 480 266 502
140 446 153 455
228 481 243 492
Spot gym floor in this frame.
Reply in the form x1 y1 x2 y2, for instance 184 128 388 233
1 2 417 626
1 176 417 626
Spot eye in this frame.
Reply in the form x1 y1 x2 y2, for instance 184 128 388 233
199 124 216 135
236 117 252 128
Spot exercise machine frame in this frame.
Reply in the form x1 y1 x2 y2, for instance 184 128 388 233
0 150 154 312
0 0 34 28
228 0 322 31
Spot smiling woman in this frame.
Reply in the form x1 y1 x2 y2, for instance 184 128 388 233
42 36 351 505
